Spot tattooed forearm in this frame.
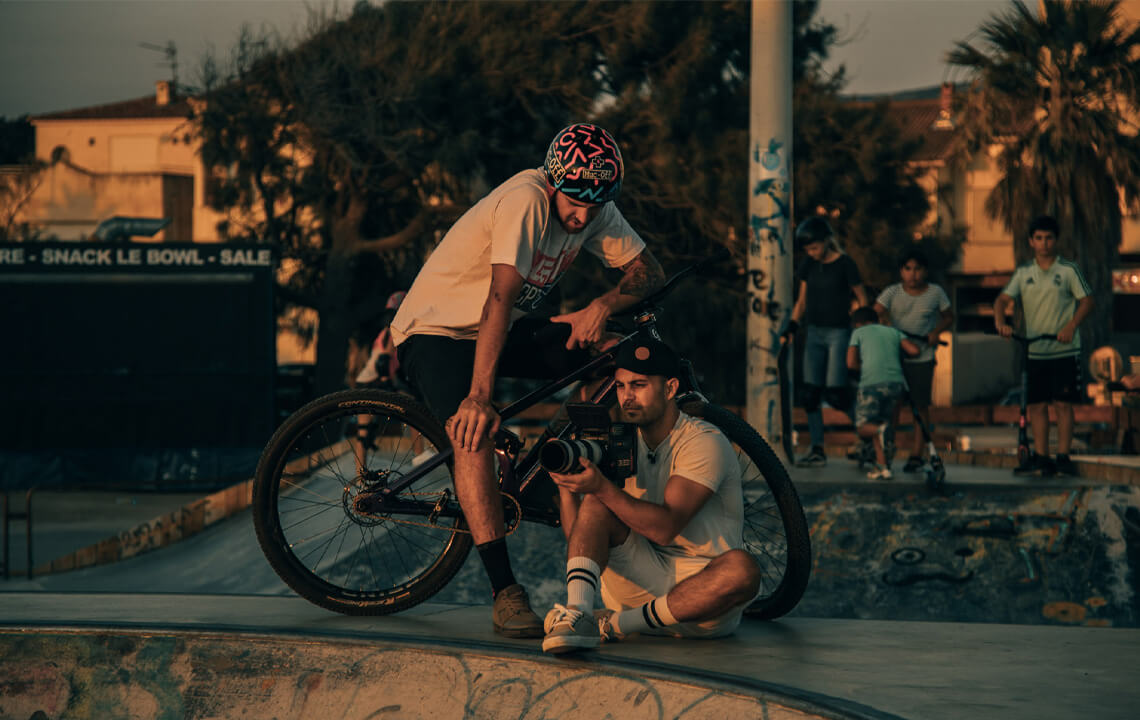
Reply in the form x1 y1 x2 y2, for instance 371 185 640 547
618 249 666 298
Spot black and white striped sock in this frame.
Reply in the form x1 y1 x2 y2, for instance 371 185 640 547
614 596 678 636
565 556 601 611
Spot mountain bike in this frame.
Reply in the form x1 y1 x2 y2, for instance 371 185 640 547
251 257 812 621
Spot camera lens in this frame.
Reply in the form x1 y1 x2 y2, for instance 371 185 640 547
539 441 575 473
539 439 603 473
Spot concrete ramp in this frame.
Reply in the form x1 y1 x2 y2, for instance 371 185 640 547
3 629 846 720
4 594 1139 720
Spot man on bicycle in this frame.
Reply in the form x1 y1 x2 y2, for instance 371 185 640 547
541 338 762 653
390 123 665 638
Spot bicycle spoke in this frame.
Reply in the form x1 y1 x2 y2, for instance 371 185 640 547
289 518 348 556
254 392 475 614
279 501 343 536
387 521 448 567
279 477 345 506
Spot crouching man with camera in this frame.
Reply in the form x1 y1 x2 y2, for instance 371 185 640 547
542 338 762 654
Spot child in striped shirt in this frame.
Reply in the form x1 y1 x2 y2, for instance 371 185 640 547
874 249 953 472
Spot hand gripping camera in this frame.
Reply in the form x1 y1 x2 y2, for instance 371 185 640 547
538 403 637 480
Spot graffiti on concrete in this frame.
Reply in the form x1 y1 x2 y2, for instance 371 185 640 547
794 483 1140 627
0 631 829 720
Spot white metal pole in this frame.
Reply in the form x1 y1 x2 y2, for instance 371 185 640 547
746 0 794 463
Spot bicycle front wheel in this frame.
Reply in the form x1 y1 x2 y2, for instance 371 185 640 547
680 399 812 620
252 389 471 615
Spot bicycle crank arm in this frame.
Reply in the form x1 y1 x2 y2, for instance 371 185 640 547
353 492 463 519
361 446 455 502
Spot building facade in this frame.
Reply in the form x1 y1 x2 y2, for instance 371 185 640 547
21 81 223 244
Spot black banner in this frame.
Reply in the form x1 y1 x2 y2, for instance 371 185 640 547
1 242 277 490
0 242 273 273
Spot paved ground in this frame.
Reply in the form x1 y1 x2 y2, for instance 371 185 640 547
2 594 1138 720
2 458 1138 718
4 460 1138 625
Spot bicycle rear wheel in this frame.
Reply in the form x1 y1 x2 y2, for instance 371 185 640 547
252 389 471 615
680 399 811 620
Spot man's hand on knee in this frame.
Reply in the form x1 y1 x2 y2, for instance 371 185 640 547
448 395 501 451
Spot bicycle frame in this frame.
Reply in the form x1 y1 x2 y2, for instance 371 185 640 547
351 254 724 521
352 316 683 522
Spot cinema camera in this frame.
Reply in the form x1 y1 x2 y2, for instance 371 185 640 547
538 403 637 480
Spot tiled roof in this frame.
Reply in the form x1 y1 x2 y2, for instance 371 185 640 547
850 96 957 164
32 94 193 121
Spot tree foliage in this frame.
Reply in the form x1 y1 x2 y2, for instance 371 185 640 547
0 116 42 242
194 0 935 401
791 2 936 293
193 2 607 393
0 116 35 165
948 0 1140 351
0 162 45 242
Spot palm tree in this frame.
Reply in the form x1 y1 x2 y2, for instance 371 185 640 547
947 0 1140 353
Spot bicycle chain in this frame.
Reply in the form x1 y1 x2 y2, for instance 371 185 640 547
357 490 522 537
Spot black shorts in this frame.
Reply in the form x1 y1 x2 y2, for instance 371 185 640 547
395 318 594 424
1026 355 1082 405
902 361 935 407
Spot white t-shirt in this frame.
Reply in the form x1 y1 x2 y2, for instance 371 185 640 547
875 283 951 363
621 412 744 559
390 169 645 344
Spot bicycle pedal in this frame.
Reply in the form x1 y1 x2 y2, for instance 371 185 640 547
494 429 522 455
428 489 451 524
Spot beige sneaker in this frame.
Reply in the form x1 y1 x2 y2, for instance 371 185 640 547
867 463 893 480
542 603 600 654
492 584 544 638
595 608 623 643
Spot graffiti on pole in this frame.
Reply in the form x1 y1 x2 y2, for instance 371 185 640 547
748 137 791 348
747 137 792 451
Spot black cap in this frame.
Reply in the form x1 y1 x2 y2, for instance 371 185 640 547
615 337 681 379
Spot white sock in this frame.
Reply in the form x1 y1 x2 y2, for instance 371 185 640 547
614 595 678 635
565 556 601 611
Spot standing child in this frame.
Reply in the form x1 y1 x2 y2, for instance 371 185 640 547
784 217 869 467
847 307 920 479
355 290 408 390
874 249 954 472
994 215 1094 476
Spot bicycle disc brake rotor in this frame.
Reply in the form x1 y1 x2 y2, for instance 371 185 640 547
343 469 399 527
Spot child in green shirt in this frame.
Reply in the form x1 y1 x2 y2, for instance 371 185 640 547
847 307 920 479
993 215 1094 476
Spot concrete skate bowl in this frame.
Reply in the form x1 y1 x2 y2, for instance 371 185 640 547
1 628 893 720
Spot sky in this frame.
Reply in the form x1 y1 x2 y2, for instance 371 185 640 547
817 0 1011 95
0 0 1013 119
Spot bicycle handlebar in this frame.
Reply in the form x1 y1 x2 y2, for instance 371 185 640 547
532 248 729 345
984 331 1058 344
618 246 732 319
899 329 949 347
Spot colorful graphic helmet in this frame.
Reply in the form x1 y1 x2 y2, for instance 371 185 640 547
385 290 407 310
795 216 835 247
544 123 624 205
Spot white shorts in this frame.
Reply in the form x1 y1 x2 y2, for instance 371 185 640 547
599 532 744 638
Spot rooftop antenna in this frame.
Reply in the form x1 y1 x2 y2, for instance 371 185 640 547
139 41 178 91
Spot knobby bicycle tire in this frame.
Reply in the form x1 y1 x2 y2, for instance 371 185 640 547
680 399 812 620
252 389 471 615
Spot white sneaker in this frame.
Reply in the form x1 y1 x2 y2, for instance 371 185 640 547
867 464 893 480
542 603 600 654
